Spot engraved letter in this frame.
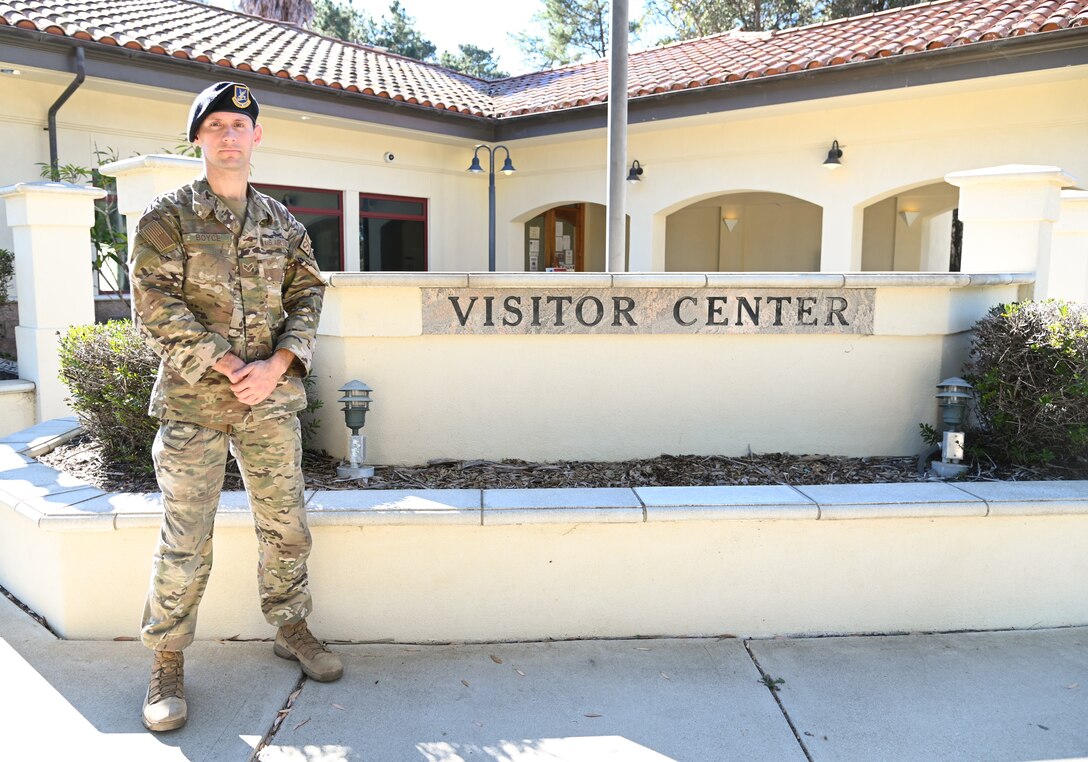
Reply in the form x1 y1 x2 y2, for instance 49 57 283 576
612 296 637 327
736 296 761 326
547 295 574 326
448 296 477 327
797 296 818 326
825 296 849 326
503 295 523 327
674 296 698 327
576 296 604 327
765 296 791 326
707 296 729 326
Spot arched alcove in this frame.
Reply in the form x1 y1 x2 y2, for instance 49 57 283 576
860 181 960 271
664 192 822 272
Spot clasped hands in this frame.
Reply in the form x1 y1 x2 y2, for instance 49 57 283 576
213 349 294 406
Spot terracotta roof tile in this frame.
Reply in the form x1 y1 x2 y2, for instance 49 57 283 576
1 0 1085 120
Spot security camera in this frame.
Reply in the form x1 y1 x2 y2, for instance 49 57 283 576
383 151 395 163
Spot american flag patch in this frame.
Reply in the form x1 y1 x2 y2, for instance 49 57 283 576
141 221 175 254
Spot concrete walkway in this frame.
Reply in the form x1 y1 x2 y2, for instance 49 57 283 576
1 593 1085 762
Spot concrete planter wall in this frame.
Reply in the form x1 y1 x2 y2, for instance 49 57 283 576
2 420 1085 643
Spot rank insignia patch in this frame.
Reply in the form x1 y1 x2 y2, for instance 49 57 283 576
232 85 251 109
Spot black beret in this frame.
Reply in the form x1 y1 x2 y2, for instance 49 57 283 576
187 82 259 142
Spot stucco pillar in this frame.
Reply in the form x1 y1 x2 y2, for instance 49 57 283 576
945 165 1077 296
626 210 659 272
1047 190 1088 302
99 154 202 260
0 181 105 421
819 202 863 272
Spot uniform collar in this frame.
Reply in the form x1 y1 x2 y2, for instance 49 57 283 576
191 176 274 227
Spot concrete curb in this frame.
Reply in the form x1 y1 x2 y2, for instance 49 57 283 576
2 418 1087 532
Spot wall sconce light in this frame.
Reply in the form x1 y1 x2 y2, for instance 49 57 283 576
823 140 843 170
722 217 739 232
337 379 375 480
626 160 644 183
899 210 920 226
930 376 973 478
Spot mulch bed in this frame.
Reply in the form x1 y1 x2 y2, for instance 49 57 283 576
37 433 1081 494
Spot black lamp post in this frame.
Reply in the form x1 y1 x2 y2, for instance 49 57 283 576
467 144 516 272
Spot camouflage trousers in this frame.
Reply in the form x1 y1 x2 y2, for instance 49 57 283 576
141 414 312 651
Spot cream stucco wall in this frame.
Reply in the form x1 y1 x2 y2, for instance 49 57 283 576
0 380 35 437
3 503 1085 642
307 274 1024 465
2 64 1085 273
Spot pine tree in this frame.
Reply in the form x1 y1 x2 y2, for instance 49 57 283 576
439 45 509 80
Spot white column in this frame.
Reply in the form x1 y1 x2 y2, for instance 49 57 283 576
98 154 202 260
625 207 658 272
946 165 1077 296
0 181 105 421
819 202 863 272
1047 190 1088 302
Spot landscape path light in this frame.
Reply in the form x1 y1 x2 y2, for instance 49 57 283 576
337 379 375 480
931 376 973 478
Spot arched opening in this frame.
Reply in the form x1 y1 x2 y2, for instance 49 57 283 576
861 181 960 271
521 202 628 272
664 192 822 272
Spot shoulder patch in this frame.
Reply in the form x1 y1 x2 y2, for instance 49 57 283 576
141 220 176 255
300 236 314 257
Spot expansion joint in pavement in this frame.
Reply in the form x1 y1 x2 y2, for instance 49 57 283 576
744 639 814 762
248 673 308 762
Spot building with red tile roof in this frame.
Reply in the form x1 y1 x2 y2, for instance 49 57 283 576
0 0 1086 276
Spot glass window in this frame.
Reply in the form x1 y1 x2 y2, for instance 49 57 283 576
359 193 427 272
361 197 425 216
253 184 343 271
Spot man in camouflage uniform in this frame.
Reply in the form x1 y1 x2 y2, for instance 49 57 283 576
130 81 342 733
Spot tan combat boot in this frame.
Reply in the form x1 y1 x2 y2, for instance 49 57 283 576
274 620 343 682
142 650 187 732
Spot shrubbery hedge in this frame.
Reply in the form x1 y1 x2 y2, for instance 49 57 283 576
58 320 324 472
964 300 1088 472
58 320 159 474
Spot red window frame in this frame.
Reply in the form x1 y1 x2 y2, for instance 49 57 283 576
359 192 429 271
254 183 344 271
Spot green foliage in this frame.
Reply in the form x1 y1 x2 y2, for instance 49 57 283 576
299 373 324 448
819 0 917 21
161 135 202 158
514 0 640 68
0 247 13 304
38 146 129 294
964 300 1088 472
372 0 436 60
439 44 509 80
313 0 374 44
918 422 940 447
645 0 813 42
58 321 159 474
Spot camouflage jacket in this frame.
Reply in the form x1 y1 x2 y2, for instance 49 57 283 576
129 177 326 426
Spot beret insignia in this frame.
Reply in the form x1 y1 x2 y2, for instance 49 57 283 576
232 85 251 109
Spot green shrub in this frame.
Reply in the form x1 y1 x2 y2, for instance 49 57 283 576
58 319 325 470
0 247 13 304
58 320 159 474
964 300 1088 471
